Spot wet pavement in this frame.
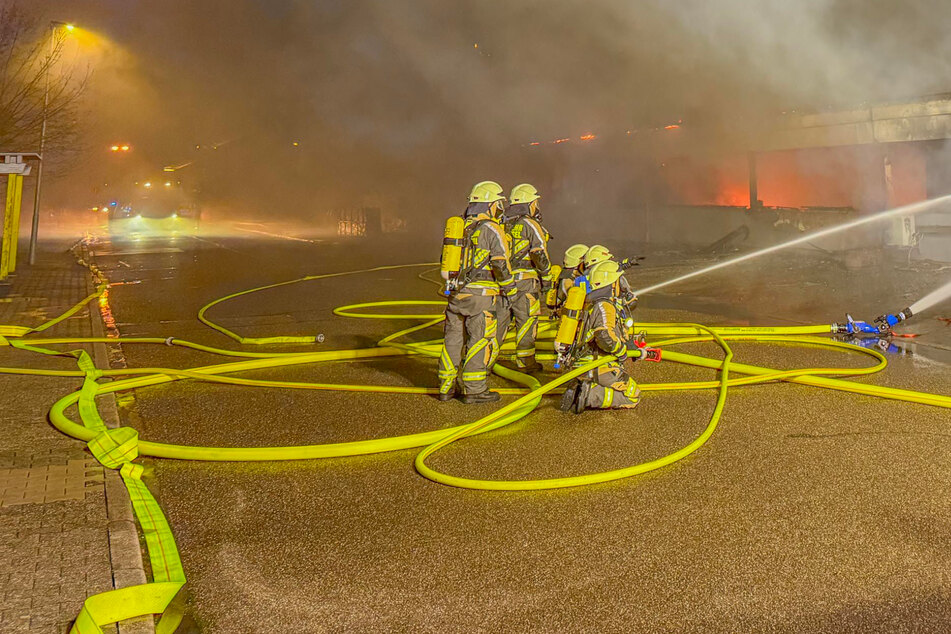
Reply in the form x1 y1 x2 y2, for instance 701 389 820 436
83 229 950 632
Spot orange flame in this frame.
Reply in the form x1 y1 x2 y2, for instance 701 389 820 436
664 124 680 130
579 134 596 141
553 138 570 144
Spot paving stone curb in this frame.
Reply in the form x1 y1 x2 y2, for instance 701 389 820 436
85 264 154 634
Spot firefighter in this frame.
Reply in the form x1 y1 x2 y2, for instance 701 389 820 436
559 260 641 413
495 183 552 373
437 181 517 403
577 244 638 313
553 243 588 312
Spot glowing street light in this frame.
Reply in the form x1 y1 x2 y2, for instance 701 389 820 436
29 20 78 265
143 181 152 188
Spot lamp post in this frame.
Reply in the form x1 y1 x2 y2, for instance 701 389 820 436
28 21 74 265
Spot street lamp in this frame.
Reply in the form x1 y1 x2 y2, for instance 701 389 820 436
28 21 76 265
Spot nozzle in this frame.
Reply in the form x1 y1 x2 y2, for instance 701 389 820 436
618 256 645 271
873 307 914 333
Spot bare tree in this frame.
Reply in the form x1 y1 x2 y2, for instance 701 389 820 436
0 1 89 167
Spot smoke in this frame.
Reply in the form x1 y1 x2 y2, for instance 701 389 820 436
37 0 951 231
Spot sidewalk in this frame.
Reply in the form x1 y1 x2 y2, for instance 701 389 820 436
0 241 149 634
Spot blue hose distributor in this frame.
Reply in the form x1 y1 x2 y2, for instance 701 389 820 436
832 314 880 335
832 307 914 336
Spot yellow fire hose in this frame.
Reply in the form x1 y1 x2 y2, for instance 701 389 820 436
1 261 949 633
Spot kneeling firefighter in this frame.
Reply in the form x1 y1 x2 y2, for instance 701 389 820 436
438 181 517 404
576 244 639 332
496 183 552 373
557 260 659 413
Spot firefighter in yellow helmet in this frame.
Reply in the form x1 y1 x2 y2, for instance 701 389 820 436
559 260 644 413
553 243 588 311
437 181 517 403
576 244 639 312
581 244 642 275
495 183 552 373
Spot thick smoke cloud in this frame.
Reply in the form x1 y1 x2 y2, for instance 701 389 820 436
39 0 951 228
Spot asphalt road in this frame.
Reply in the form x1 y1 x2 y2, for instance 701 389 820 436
84 229 951 633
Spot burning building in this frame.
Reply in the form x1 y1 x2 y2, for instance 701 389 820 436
522 94 951 262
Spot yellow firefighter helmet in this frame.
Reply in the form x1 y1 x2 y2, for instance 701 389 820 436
563 244 589 268
509 183 540 204
468 180 506 203
583 244 612 269
587 260 623 291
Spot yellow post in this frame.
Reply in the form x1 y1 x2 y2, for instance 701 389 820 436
1 174 16 279
8 174 23 273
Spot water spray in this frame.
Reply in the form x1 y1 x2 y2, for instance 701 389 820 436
632 195 951 297
907 278 951 315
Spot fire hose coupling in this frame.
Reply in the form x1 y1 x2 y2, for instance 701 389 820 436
832 314 881 335
630 330 662 361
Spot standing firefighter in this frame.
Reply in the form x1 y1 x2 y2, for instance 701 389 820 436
437 181 517 404
496 183 552 373
551 243 588 312
557 260 659 413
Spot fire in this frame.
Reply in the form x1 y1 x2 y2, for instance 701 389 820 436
529 141 541 146
579 134 596 141
553 138 570 144
664 124 680 130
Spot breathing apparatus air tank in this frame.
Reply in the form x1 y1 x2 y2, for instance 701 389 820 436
440 216 466 295
553 285 586 370
545 265 562 308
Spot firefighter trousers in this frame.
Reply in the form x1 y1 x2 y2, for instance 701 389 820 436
581 363 640 409
437 291 498 395
496 279 541 367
